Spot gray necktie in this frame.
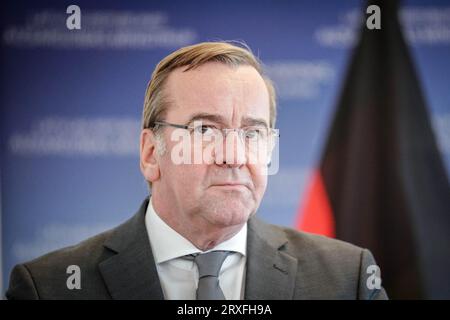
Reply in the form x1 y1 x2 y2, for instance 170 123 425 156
194 251 230 300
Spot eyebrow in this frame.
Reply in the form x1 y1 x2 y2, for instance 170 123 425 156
242 117 269 128
187 113 227 125
186 112 269 128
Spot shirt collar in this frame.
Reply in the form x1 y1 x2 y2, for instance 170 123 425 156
145 196 247 264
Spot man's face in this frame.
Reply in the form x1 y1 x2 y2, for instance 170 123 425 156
147 62 270 229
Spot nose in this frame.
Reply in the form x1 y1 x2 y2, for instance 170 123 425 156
214 130 247 168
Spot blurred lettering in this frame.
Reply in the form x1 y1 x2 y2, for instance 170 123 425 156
66 5 81 30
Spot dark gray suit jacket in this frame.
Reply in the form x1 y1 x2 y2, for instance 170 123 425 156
6 198 387 299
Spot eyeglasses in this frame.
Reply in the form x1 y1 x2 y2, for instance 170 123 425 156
152 120 280 143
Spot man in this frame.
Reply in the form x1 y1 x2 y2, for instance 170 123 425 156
6 42 387 300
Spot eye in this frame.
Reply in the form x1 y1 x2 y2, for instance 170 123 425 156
193 124 216 136
245 127 264 140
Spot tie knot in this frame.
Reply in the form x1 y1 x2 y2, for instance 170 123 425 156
194 251 230 278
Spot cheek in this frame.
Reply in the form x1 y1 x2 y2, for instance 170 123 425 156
162 161 207 191
248 164 268 196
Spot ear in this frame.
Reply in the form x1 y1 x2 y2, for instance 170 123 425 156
140 129 161 184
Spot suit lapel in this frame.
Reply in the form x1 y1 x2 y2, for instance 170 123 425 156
99 198 164 300
97 198 298 300
244 217 298 300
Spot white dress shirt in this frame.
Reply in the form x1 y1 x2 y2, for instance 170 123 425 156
145 197 247 300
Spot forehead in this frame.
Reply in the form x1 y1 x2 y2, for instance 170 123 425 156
163 62 270 125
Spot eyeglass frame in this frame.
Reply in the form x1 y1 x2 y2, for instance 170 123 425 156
151 120 280 142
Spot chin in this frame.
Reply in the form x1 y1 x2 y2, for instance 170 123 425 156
195 188 260 226
204 198 254 227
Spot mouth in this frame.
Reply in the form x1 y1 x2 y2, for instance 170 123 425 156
210 182 250 191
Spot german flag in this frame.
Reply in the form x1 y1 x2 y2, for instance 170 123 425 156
296 0 450 299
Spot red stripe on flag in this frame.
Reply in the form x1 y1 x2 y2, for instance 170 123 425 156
296 169 335 238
